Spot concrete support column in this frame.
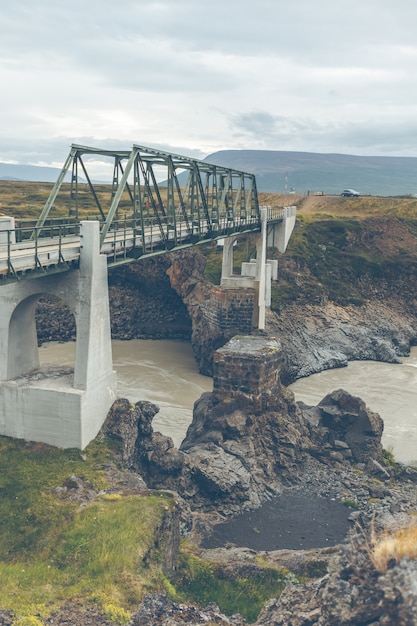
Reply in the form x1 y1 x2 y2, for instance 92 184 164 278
221 236 237 282
267 208 296 253
0 217 15 245
74 221 114 391
0 221 116 449
255 208 267 330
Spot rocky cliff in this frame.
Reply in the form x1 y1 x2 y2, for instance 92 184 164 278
35 214 417 387
102 334 417 625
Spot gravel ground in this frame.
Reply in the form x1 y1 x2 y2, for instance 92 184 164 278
201 456 417 552
201 490 352 550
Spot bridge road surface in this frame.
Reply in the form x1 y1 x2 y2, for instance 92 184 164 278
0 214 271 277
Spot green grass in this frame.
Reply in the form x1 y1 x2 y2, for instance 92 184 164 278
172 550 298 623
0 435 174 620
270 214 417 309
0 434 299 623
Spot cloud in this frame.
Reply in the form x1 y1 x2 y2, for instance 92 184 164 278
2 0 417 168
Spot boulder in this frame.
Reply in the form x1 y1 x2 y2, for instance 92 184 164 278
316 389 384 465
130 593 245 625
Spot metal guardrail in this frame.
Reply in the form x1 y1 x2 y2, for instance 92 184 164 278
0 222 81 281
0 207 293 282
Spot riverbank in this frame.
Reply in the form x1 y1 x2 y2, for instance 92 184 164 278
100 341 417 624
28 205 417 623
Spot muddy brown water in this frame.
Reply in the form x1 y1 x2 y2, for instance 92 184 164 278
40 340 417 549
40 341 417 463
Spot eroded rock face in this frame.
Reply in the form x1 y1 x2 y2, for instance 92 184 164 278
256 534 417 625
266 301 417 385
317 389 384 465
167 249 227 376
104 338 386 515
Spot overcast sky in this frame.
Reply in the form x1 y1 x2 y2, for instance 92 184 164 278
2 0 417 177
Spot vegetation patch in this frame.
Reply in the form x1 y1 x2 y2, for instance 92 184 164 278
341 499 360 510
272 214 417 308
172 550 297 623
0 436 174 619
369 522 417 573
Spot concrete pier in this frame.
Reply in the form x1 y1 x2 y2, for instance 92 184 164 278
220 207 296 329
0 221 116 449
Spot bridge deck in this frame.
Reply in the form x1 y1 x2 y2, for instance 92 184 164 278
0 207 294 281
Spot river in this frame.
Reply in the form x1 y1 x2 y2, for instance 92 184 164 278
289 346 417 466
39 341 417 464
39 339 213 448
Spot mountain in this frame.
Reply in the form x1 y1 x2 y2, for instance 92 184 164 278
0 163 70 183
204 150 417 196
3 150 417 196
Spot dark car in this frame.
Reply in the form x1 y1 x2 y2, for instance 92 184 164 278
341 189 360 197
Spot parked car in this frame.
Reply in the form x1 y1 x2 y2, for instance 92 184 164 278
341 189 360 197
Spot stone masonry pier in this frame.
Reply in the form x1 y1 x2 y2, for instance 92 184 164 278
213 336 283 413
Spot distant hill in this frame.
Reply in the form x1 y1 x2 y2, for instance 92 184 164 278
204 150 417 197
3 150 417 196
0 163 70 183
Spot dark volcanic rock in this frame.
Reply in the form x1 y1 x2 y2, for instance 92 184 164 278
266 301 417 385
35 255 192 345
177 337 311 513
317 388 384 465
0 610 13 626
108 258 192 341
104 398 186 490
129 593 245 625
256 531 417 625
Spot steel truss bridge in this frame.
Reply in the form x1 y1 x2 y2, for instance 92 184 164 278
0 144 291 282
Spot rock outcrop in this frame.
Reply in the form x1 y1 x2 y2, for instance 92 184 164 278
256 531 417 625
129 594 245 626
178 337 310 513
266 301 417 385
104 398 186 492
300 388 385 466
104 336 388 517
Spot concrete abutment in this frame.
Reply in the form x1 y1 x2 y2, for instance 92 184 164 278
220 208 296 329
0 221 116 449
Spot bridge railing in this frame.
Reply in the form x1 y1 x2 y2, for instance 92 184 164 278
0 203 294 279
15 218 80 242
260 205 297 221
0 221 81 281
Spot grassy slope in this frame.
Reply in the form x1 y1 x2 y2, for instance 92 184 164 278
0 436 176 621
266 194 417 311
0 434 293 624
